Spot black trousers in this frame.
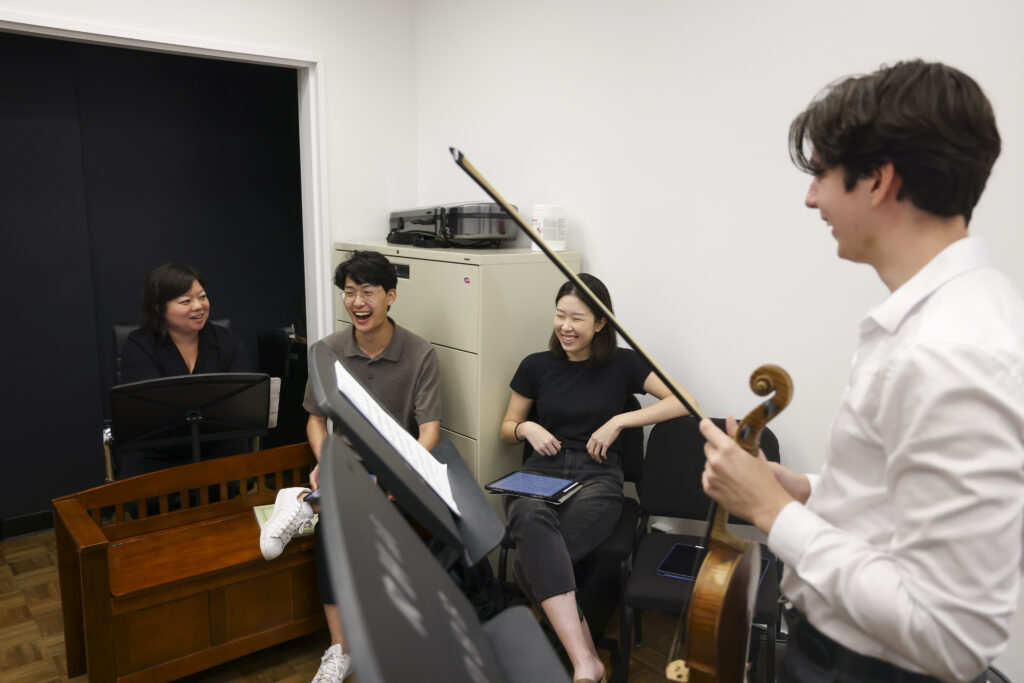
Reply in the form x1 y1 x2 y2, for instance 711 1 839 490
503 448 623 609
780 607 986 683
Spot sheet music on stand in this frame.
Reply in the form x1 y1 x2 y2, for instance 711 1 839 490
334 361 460 516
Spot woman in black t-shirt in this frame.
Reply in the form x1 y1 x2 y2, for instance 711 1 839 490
499 273 692 683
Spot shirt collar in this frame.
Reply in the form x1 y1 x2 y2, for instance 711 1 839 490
865 236 990 334
158 322 219 348
338 317 405 361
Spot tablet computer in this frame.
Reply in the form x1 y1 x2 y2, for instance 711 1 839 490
485 471 582 504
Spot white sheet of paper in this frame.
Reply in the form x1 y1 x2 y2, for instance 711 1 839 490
334 361 460 516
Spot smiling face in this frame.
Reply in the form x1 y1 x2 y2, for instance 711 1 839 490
342 276 396 334
805 163 879 264
163 279 209 337
553 294 606 362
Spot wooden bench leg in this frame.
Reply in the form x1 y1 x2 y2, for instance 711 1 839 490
54 512 87 677
80 546 116 682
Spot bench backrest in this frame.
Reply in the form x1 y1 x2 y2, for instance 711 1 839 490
53 443 315 542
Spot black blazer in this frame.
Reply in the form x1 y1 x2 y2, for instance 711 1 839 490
121 322 248 382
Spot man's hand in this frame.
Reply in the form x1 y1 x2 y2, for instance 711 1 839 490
699 416 796 534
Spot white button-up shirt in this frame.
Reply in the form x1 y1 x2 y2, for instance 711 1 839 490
770 237 1024 682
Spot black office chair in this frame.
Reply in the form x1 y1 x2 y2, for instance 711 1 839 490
104 319 232 480
620 416 783 683
498 395 644 680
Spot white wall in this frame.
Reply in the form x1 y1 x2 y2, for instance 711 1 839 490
412 0 1024 678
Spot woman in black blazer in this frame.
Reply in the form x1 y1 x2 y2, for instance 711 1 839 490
119 263 248 477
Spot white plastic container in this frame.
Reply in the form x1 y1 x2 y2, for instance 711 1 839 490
530 204 566 251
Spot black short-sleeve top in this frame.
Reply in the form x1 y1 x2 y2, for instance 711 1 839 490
121 322 249 382
510 348 650 454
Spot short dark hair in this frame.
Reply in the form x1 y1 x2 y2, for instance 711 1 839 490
334 250 398 292
789 60 1001 224
548 273 618 367
141 263 206 335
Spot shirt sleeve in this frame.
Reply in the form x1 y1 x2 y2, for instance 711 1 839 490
412 345 442 425
770 343 1024 681
509 354 537 399
622 348 652 394
302 376 324 417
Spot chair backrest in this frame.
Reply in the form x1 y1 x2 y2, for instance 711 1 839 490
520 394 644 483
113 318 231 384
639 416 780 523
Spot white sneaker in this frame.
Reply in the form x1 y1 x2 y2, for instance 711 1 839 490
259 487 314 560
312 643 352 682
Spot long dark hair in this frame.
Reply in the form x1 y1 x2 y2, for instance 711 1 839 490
140 263 206 335
548 273 617 367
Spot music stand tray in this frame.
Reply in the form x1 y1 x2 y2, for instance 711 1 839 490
109 372 270 462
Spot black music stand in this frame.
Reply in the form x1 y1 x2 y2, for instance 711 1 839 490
308 341 504 568
319 434 570 683
109 373 270 463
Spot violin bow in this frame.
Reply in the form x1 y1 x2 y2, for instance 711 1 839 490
450 147 704 421
451 148 791 682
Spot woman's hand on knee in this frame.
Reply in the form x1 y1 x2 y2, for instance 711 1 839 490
522 422 562 456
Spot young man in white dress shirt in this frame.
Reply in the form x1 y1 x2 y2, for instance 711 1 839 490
700 60 1024 682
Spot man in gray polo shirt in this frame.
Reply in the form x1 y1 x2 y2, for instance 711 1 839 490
303 298 441 459
262 250 441 683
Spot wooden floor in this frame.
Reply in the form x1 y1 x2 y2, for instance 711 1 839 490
0 529 759 683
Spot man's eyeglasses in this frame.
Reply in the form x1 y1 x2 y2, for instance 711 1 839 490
342 287 382 303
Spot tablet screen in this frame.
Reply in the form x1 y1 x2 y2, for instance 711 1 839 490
488 472 575 497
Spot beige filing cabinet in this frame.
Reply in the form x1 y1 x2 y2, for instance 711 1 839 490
333 241 582 509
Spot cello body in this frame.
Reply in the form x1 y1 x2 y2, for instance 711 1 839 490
669 364 792 683
670 518 761 682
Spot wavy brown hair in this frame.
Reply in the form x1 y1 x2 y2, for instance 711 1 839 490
789 60 1000 224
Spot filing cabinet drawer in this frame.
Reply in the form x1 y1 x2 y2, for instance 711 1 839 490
440 428 478 480
434 344 479 438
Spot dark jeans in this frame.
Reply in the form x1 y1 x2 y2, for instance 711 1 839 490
780 607 986 683
314 511 335 604
503 448 623 609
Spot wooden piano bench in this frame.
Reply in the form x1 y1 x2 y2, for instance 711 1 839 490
53 443 325 683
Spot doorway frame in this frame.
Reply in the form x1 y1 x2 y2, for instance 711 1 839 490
0 11 333 341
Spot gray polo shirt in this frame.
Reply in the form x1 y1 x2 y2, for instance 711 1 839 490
303 321 442 437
